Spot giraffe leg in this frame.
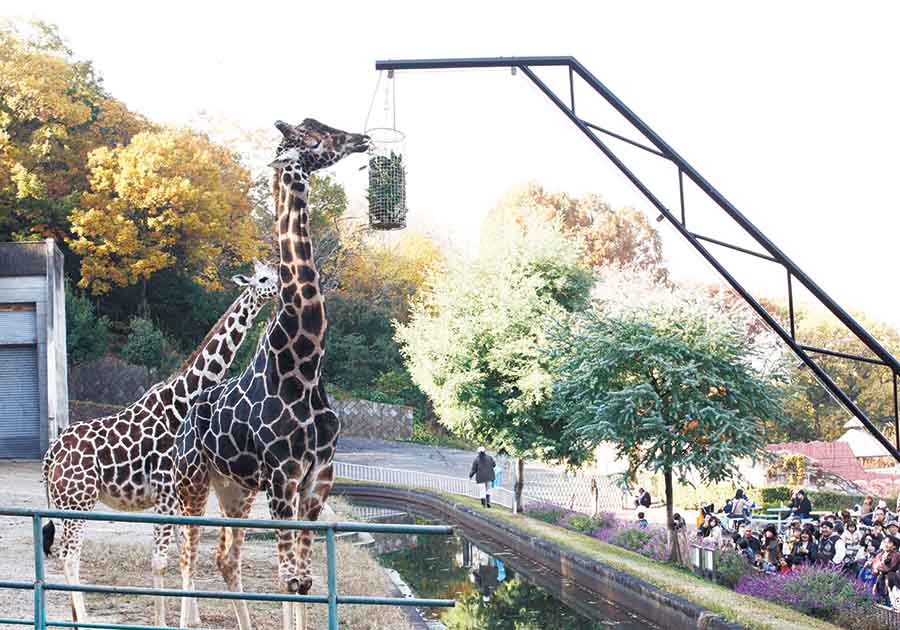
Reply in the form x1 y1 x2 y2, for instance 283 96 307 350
291 462 334 630
212 479 256 630
296 462 334 587
59 519 89 623
177 498 206 628
175 474 209 626
151 523 173 627
175 413 211 627
151 487 179 628
266 474 305 630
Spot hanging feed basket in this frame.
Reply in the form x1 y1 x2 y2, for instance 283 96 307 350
366 127 407 231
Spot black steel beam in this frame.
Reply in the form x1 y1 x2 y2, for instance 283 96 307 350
515 62 900 461
375 56 900 461
580 120 666 157
376 56 574 71
798 344 888 367
689 233 778 263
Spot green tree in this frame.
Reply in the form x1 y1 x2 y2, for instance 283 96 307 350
64 281 109 365
121 316 177 384
550 270 790 561
397 219 593 509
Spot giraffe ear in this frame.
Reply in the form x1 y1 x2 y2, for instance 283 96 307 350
268 147 301 169
232 274 250 286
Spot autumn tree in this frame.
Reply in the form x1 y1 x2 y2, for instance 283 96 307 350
68 127 260 304
0 20 148 244
778 310 900 442
551 270 790 562
398 219 593 509
327 230 444 392
482 182 666 278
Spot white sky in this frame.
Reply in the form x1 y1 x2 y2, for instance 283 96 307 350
8 1 900 329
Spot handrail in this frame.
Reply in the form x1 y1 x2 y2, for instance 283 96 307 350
0 508 454 630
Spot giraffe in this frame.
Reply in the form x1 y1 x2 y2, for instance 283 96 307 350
41 259 278 626
174 119 368 630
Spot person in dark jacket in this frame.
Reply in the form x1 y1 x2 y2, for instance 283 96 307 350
789 489 812 519
469 447 496 508
635 487 651 509
817 521 846 566
789 529 819 566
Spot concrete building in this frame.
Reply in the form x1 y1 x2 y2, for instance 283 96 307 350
0 240 68 458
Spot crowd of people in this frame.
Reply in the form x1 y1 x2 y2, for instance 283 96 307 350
696 489 900 607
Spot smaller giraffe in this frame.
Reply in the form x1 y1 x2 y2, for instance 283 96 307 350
41 260 277 626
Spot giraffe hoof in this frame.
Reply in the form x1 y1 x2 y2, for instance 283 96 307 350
287 577 312 594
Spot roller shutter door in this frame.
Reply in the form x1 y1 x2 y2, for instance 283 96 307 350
0 308 41 458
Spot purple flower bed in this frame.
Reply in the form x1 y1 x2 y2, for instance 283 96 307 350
523 503 885 628
736 563 874 619
524 503 668 561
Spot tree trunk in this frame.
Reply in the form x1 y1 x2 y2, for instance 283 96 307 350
513 458 525 514
664 467 682 564
140 276 149 315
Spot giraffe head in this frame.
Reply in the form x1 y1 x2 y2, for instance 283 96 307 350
231 259 278 301
269 118 369 173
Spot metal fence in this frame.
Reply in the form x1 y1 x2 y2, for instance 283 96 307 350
334 461 517 509
522 470 628 513
0 506 454 630
333 461 627 514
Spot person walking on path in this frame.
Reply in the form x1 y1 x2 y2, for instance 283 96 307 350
469 447 496 508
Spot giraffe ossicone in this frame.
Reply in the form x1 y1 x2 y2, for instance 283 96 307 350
41 260 278 627
175 118 368 630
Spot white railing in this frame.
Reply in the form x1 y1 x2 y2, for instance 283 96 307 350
334 461 628 514
334 461 517 509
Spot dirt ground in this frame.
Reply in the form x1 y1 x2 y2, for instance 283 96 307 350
0 460 411 629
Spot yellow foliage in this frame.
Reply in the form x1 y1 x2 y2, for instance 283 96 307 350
0 20 151 240
337 230 444 317
69 127 260 294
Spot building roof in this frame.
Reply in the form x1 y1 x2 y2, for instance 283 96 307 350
0 241 47 277
837 417 891 458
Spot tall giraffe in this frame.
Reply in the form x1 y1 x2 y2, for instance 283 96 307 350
42 260 278 626
174 119 368 630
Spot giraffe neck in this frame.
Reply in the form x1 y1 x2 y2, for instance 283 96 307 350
172 289 265 409
264 168 326 389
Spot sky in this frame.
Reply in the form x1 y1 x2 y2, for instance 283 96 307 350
7 1 900 329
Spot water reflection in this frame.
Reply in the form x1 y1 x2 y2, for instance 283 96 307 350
370 511 655 629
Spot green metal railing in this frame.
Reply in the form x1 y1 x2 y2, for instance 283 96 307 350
0 507 455 630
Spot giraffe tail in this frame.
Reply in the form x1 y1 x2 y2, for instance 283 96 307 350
40 448 56 557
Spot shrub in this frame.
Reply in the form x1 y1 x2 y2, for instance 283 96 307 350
832 606 891 630
594 511 616 529
65 282 110 365
736 564 872 620
759 486 886 512
526 504 566 525
716 551 753 589
121 316 178 378
760 486 792 506
611 528 652 553
565 514 603 534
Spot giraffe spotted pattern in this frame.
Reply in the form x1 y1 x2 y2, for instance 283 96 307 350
41 260 277 626
174 118 369 630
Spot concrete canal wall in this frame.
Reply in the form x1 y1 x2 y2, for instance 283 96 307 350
334 483 744 630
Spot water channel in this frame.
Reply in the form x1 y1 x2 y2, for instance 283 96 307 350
348 502 660 629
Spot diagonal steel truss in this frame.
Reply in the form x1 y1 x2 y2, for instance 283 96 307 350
375 56 900 462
